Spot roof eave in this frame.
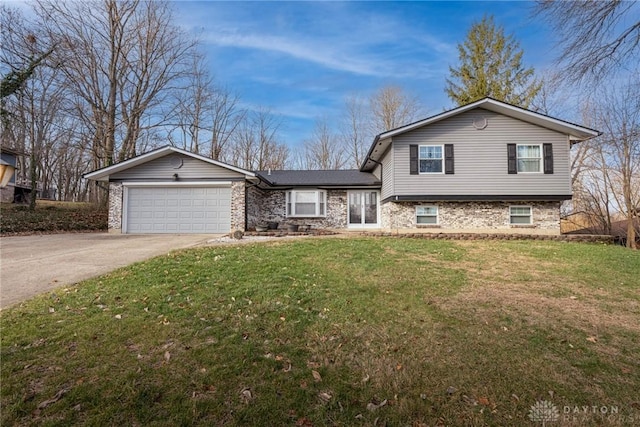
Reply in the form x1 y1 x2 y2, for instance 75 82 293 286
83 146 255 181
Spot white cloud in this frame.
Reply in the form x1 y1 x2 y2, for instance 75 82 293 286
205 31 387 77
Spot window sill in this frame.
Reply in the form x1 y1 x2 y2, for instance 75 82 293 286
510 224 536 228
287 216 326 219
417 224 441 228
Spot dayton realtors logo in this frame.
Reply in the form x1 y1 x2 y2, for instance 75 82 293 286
529 400 634 425
529 400 560 425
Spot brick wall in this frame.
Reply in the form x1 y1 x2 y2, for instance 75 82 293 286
381 201 561 234
230 181 245 231
246 188 347 230
108 182 123 233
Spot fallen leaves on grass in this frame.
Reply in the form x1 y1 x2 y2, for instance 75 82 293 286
37 387 69 410
240 388 254 404
318 392 332 404
367 399 387 411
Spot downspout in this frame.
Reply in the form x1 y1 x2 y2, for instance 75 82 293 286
367 157 385 230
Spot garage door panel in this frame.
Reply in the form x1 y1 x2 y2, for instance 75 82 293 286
126 186 231 234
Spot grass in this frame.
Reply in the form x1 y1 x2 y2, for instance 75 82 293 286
0 200 107 235
1 238 639 426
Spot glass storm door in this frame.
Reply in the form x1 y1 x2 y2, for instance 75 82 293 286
348 191 379 228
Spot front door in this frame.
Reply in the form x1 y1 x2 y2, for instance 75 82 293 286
348 190 380 228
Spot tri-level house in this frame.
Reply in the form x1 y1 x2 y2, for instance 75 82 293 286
85 98 599 235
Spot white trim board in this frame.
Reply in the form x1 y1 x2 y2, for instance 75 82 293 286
122 181 232 187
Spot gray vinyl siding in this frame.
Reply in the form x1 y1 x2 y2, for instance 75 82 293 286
392 109 572 196
372 163 381 180
110 153 245 180
380 146 394 200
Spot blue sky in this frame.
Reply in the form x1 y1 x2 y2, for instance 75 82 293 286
174 1 557 148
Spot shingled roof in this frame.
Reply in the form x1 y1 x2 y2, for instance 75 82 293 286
256 169 380 187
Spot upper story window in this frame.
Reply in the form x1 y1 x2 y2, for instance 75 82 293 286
517 144 542 173
419 145 443 173
286 190 326 217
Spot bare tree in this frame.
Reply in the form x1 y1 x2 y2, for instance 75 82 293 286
0 5 72 207
167 51 213 154
369 85 421 134
536 1 640 85
593 81 640 248
571 81 640 248
209 84 245 161
35 0 195 170
226 108 288 170
301 118 347 170
339 93 370 168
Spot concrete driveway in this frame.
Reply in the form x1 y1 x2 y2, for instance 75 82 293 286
0 233 219 309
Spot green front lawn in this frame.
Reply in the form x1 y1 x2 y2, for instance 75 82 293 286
1 238 639 426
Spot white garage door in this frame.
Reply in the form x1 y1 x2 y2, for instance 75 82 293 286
126 186 231 233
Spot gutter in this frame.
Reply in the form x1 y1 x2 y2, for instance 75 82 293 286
360 134 381 172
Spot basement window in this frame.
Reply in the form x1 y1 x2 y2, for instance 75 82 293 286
416 205 439 225
510 206 532 225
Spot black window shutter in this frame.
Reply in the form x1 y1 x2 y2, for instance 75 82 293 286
543 143 554 174
409 145 418 175
444 144 454 174
507 144 517 174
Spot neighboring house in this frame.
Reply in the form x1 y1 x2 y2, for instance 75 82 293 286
84 98 599 235
0 146 35 203
0 147 19 203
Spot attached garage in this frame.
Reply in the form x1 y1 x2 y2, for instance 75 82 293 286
125 185 231 234
83 146 255 234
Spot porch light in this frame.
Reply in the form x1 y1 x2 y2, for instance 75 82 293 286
0 159 16 188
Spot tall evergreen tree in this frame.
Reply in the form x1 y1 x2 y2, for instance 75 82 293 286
445 15 541 108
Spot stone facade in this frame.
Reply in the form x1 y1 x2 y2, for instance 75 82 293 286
108 182 123 233
107 179 561 235
230 181 245 231
246 188 347 230
246 186 285 227
381 201 561 234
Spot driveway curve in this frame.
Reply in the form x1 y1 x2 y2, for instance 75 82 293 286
0 233 218 309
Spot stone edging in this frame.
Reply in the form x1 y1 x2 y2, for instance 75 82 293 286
238 230 614 244
358 232 615 244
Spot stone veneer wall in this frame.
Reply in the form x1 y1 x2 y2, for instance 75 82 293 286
246 186 285 227
108 182 123 233
230 181 245 231
381 201 561 234
246 188 347 230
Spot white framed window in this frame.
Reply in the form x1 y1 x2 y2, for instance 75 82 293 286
419 145 443 173
517 145 542 173
510 206 532 225
286 190 326 217
416 205 438 225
